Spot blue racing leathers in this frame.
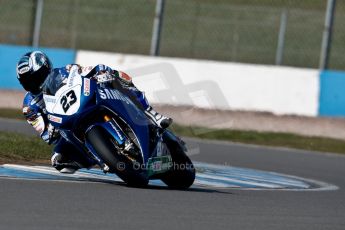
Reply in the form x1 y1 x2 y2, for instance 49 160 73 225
22 64 150 170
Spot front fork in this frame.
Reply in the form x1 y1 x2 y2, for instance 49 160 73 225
85 115 131 173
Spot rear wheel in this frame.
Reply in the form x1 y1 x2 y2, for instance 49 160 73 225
86 126 148 187
161 137 195 189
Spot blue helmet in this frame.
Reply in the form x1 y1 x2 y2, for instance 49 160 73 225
16 51 53 94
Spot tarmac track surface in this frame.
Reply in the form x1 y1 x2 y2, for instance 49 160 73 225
0 118 345 230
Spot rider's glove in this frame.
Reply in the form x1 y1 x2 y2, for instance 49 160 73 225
41 123 60 145
95 72 114 83
48 123 60 144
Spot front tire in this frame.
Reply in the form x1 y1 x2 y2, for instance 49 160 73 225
86 126 148 187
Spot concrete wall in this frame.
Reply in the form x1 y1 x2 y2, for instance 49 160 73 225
76 51 319 116
3 45 345 118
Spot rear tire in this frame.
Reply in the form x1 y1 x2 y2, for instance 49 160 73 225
161 136 195 189
86 126 148 187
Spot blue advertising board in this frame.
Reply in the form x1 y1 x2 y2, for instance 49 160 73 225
0 44 75 89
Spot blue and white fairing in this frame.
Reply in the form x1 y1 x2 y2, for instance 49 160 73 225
43 65 152 165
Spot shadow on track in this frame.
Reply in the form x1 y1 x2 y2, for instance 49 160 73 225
98 180 233 194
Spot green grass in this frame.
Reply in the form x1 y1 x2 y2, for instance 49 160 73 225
0 108 26 121
0 109 51 163
170 124 345 154
0 131 52 163
0 0 344 70
1 108 345 163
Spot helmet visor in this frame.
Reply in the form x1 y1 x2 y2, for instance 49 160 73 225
19 66 50 95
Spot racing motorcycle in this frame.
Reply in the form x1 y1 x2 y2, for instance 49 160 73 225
43 66 195 189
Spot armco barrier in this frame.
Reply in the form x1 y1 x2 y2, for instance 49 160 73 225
319 71 345 117
0 44 75 89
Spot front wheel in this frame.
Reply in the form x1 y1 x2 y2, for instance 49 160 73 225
85 126 148 187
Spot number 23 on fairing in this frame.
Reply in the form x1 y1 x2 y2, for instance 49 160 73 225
43 75 82 116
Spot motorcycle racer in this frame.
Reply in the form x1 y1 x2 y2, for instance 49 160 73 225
17 51 172 173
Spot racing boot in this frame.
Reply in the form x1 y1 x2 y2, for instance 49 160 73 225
51 152 81 174
145 106 173 129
